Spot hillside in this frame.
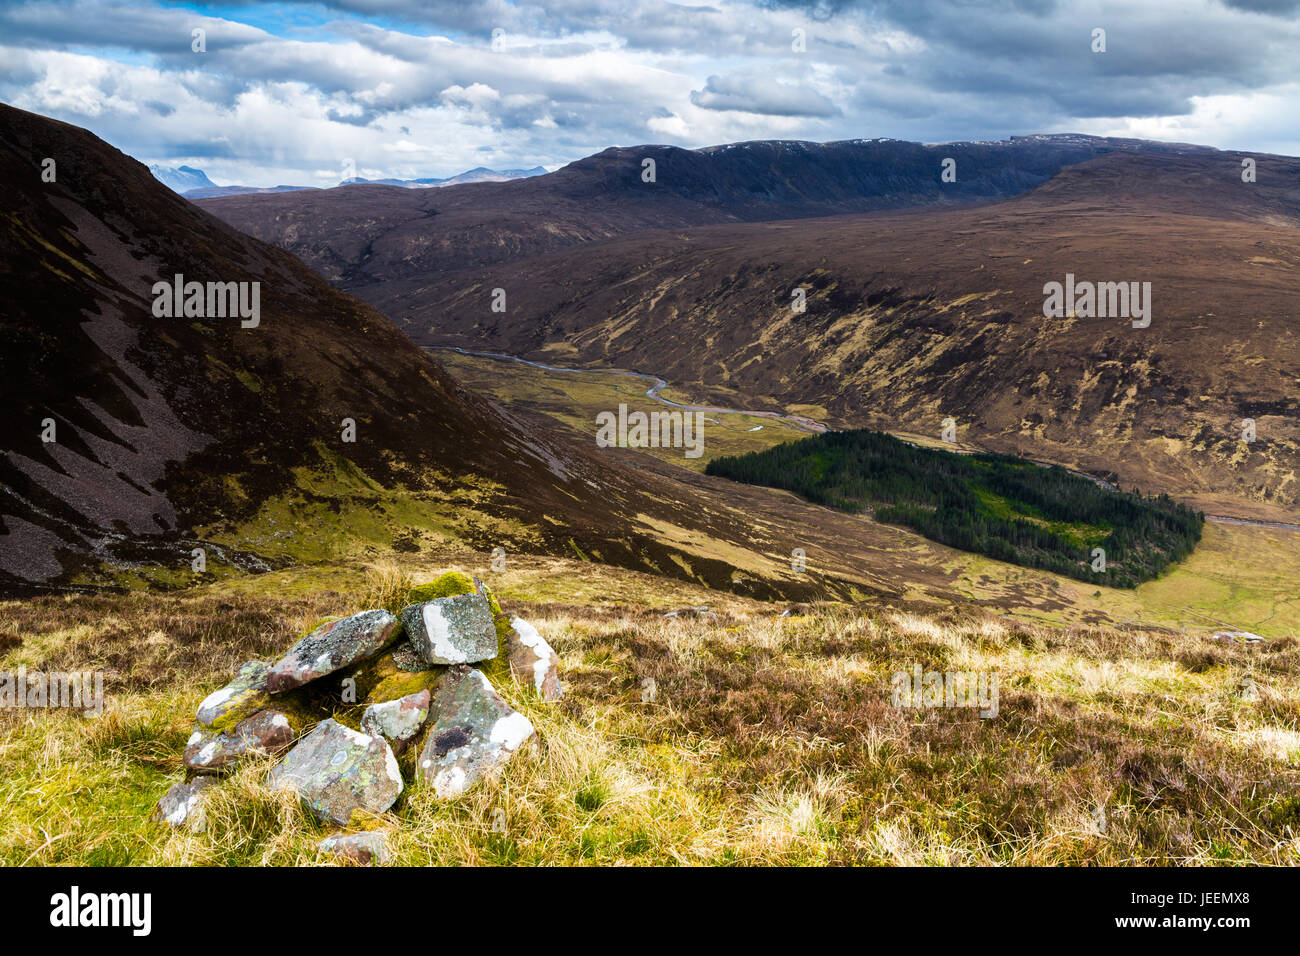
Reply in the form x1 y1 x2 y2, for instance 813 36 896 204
0 104 888 599
367 150 1300 516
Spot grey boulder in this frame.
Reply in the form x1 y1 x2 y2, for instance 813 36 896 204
361 689 431 750
267 610 401 693
401 592 497 666
418 666 535 799
184 708 297 774
319 831 392 866
506 617 562 701
196 660 271 731
153 776 218 831
269 718 403 825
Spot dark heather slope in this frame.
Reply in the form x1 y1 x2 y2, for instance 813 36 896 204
198 135 1204 305
2 103 912 599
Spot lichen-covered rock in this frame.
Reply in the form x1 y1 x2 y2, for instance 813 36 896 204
196 660 271 731
401 592 497 666
269 718 403 825
184 709 297 774
319 831 392 866
267 610 401 693
417 666 535 799
153 776 218 831
361 689 430 750
506 617 562 701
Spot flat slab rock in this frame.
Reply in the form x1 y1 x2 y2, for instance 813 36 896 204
184 709 296 774
418 666 535 799
154 776 218 831
506 617 562 701
269 718 403 826
197 660 271 730
361 689 430 749
319 831 391 866
401 592 497 666
267 610 401 693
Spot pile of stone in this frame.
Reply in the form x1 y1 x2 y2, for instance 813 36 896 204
153 571 562 864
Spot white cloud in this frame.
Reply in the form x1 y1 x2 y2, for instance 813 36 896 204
0 0 1297 187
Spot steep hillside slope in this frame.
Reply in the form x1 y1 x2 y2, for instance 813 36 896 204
0 106 845 597
0 105 641 590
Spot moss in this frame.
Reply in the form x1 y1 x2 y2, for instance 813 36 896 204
474 579 514 686
362 654 444 705
406 571 476 605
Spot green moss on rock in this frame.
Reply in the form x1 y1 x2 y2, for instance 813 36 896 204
406 571 476 605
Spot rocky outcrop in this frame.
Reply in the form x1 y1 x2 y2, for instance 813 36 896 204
418 666 535 799
156 570 564 845
268 719 403 826
267 610 401 693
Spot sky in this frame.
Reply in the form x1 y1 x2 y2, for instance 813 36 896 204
1 0 1298 187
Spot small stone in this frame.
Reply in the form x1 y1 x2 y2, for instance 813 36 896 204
417 666 535 799
269 718 403 826
401 592 497 666
153 776 218 832
196 660 271 731
361 689 431 750
267 610 401 693
184 709 297 774
319 831 392 866
506 617 562 701
663 606 717 620
391 643 431 673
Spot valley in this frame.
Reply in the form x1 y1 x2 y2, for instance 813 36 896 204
433 350 1300 638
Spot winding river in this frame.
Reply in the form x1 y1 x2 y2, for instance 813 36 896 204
429 346 1300 533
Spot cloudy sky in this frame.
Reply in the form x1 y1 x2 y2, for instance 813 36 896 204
2 0 1298 187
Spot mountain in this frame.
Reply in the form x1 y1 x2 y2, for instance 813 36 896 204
1 104 1001 607
173 165 546 200
201 135 1300 517
340 165 548 189
149 163 217 192
183 184 315 200
199 135 1168 289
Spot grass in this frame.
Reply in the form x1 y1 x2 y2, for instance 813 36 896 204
2 552 1297 865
